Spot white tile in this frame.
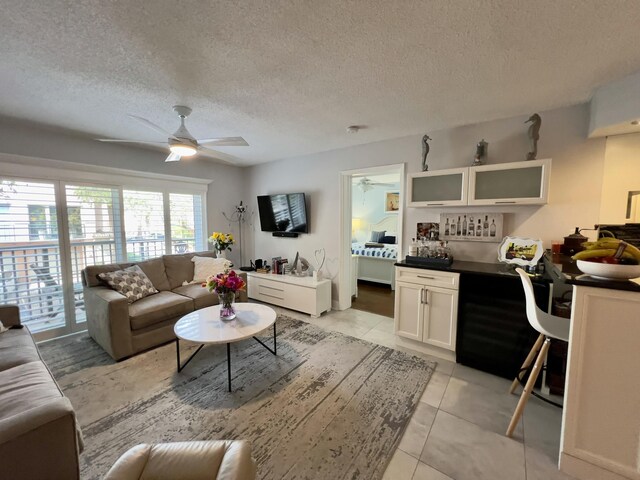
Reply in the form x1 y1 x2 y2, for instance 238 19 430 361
361 329 397 348
413 462 454 480
397 347 456 375
525 445 575 480
452 364 512 392
398 402 438 458
439 376 523 439
373 317 395 333
522 396 563 461
383 449 419 480
420 372 450 408
421 411 526 480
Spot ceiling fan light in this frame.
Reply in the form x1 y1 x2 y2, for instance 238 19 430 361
169 144 197 157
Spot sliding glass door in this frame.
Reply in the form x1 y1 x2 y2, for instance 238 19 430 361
0 176 206 339
0 179 65 333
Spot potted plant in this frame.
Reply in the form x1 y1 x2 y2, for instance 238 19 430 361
204 269 246 321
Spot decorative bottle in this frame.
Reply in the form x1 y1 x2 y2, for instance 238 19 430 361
468 216 474 236
462 215 467 236
456 216 461 236
490 219 496 237
483 215 489 236
444 218 450 236
409 238 418 256
476 219 481 236
450 217 456 237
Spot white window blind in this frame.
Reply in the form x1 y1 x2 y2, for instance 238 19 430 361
0 179 65 332
65 185 122 323
169 193 203 253
123 190 166 261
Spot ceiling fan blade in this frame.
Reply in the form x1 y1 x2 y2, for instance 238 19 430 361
128 115 178 140
198 146 237 165
96 138 167 145
197 136 249 147
165 152 181 162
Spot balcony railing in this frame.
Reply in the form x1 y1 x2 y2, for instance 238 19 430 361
0 237 196 332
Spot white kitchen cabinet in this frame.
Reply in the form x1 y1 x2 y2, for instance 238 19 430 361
468 158 551 205
394 267 459 352
408 159 551 208
407 167 468 207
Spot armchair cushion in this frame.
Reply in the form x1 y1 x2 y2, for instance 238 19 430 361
104 440 256 480
172 284 219 310
128 292 193 331
136 257 171 292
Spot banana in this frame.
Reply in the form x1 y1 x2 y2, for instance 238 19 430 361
579 238 640 260
572 249 617 261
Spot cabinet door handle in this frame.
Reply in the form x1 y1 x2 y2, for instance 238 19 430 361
422 289 429 305
494 201 516 204
427 203 444 206
417 275 435 280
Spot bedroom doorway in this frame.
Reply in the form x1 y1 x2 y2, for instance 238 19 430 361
338 164 405 318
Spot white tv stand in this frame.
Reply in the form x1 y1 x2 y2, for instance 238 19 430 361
246 272 331 318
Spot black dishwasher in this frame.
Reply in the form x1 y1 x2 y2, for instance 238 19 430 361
456 271 550 380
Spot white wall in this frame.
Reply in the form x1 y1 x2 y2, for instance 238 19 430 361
245 103 606 307
589 70 640 138
599 133 640 223
0 115 248 266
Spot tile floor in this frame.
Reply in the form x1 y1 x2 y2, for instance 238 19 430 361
268 304 574 480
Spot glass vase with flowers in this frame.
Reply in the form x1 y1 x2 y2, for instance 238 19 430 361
204 269 246 321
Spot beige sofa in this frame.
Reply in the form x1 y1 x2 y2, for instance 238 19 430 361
83 251 247 361
104 440 256 479
0 305 83 480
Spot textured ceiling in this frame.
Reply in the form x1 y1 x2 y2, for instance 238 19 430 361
1 1 640 166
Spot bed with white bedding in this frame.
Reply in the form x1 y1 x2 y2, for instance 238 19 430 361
351 216 398 292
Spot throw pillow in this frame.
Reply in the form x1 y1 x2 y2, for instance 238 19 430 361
379 235 397 244
370 230 386 243
98 265 158 304
192 256 232 283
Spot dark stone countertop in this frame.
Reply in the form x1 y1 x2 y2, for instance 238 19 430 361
394 260 548 282
543 253 640 293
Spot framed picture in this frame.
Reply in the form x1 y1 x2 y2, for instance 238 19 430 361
498 236 544 266
439 213 503 242
384 191 400 213
416 222 439 240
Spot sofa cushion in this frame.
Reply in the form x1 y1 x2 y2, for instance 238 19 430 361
99 265 159 304
163 251 217 290
129 291 194 331
191 256 232 283
83 263 122 288
0 328 41 372
136 257 171 291
172 284 219 310
0 361 64 422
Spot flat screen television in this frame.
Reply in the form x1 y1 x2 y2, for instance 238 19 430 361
257 193 309 234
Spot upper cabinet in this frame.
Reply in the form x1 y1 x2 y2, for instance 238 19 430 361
407 159 551 207
407 167 468 207
468 159 551 205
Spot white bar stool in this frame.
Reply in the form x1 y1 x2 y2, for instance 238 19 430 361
506 268 570 437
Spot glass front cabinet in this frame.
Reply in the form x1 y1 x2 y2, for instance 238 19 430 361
468 159 551 205
407 167 468 207
407 159 551 207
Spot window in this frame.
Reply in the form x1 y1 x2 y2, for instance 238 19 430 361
169 193 203 253
0 175 205 338
123 190 166 261
0 180 65 333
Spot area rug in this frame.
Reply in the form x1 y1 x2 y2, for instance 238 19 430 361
39 315 435 479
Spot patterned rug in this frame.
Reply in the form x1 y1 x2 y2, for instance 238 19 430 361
39 315 435 479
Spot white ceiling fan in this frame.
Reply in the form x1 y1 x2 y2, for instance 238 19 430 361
354 176 396 193
96 105 248 163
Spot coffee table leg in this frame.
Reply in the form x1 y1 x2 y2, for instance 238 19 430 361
253 322 277 355
227 342 232 392
176 339 205 373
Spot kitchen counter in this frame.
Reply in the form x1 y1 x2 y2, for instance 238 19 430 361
395 260 548 282
544 252 640 292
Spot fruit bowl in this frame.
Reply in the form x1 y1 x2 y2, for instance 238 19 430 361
576 260 640 281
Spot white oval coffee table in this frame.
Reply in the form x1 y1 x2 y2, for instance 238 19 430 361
174 302 277 392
